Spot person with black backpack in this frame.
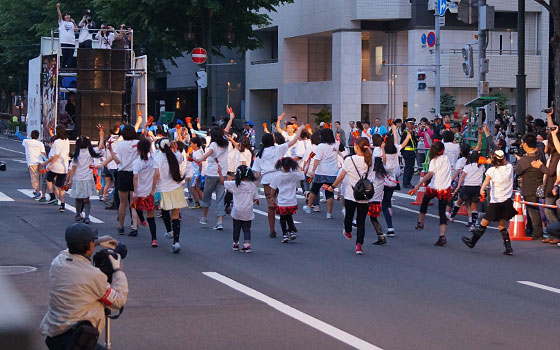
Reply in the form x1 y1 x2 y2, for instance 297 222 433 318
411 141 453 247
328 137 374 255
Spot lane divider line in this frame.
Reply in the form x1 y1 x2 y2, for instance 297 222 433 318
0 146 26 155
517 281 560 295
17 189 104 223
203 272 383 350
392 204 498 230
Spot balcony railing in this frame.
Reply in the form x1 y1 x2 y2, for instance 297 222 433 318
441 49 541 56
250 58 278 65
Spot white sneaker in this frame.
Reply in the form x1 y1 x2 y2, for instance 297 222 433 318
303 206 311 214
199 217 207 225
171 243 181 254
165 231 174 239
313 205 321 212
326 213 333 219
341 208 346 216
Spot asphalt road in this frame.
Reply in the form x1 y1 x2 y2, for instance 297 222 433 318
1 136 559 350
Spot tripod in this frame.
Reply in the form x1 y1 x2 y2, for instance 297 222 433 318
104 308 124 350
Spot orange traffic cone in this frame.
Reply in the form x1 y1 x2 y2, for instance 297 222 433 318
457 205 468 216
509 192 531 241
411 185 433 206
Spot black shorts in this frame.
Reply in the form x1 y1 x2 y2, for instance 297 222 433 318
116 171 134 192
46 171 67 188
483 199 517 222
103 167 114 179
459 186 481 203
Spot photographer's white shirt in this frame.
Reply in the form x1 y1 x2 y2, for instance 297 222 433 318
96 32 115 49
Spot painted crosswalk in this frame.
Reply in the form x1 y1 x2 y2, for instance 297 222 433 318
17 189 104 223
0 192 14 201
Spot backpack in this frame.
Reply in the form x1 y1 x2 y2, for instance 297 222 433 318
350 157 374 200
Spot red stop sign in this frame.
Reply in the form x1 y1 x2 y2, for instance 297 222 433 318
192 47 207 64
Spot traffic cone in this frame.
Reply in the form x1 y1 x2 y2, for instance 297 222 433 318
411 171 433 206
457 205 468 216
509 192 531 241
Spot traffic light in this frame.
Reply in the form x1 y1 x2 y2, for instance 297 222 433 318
462 45 474 78
195 70 207 88
417 72 427 91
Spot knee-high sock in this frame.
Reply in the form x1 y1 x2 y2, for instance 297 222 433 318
172 219 181 244
161 210 172 232
147 217 157 241
136 209 145 223
75 198 83 215
83 199 91 218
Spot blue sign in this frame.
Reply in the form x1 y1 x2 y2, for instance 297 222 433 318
427 31 436 48
437 0 447 16
421 33 427 45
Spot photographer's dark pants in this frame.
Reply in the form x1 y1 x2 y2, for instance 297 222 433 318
45 321 105 350
524 195 543 239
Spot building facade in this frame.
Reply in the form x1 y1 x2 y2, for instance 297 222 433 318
245 0 549 132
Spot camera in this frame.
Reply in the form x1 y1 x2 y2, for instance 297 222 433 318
547 126 558 131
93 242 127 283
86 16 92 23
542 108 553 114
0 161 5 171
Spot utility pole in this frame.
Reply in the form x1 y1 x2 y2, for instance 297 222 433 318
435 1 442 116
516 0 526 134
478 0 487 97
206 10 213 125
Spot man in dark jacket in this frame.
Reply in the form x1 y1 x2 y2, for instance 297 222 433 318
514 133 545 240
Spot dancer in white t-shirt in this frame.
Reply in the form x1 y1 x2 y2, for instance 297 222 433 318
42 125 70 212
462 150 515 255
412 141 452 246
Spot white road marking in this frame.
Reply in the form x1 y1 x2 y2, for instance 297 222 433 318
517 281 560 295
392 204 498 230
252 208 302 224
8 159 27 164
203 272 383 350
392 191 415 200
0 192 14 201
0 146 26 155
17 189 104 223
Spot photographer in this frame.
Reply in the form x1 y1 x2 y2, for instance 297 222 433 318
40 223 128 349
78 11 95 48
96 24 115 50
514 133 546 240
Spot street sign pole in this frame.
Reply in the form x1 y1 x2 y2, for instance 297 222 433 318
478 0 487 97
435 0 446 116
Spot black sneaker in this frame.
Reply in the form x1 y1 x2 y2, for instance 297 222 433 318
128 229 138 237
118 228 125 235
233 242 240 251
281 235 290 243
289 232 297 240
415 222 424 230
47 197 57 204
269 232 277 238
386 231 395 237
434 236 447 247
58 204 65 213
372 236 387 245
240 245 252 253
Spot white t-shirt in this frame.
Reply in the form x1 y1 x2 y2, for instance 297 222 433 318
269 171 305 207
183 151 193 179
428 155 451 190
252 143 289 184
22 138 46 166
303 144 317 177
113 140 139 172
224 180 258 221
462 163 485 186
369 173 386 203
444 142 461 170
237 149 252 167
106 135 122 170
227 143 239 173
132 157 155 197
455 157 467 172
78 23 93 43
96 32 115 49
58 20 75 45
486 164 514 203
314 143 339 176
342 155 374 203
72 148 97 181
384 145 402 186
292 139 310 169
205 142 228 177
191 148 208 176
154 151 183 193
51 138 70 174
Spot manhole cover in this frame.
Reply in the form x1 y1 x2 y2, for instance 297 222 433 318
0 266 37 275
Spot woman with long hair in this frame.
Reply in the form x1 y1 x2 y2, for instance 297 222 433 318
253 126 303 237
153 138 187 253
131 137 158 247
304 128 339 218
41 125 70 212
412 141 452 246
188 136 207 208
369 157 389 245
65 135 102 223
328 137 373 255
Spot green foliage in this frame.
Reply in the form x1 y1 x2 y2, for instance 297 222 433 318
489 91 510 113
312 108 332 125
440 93 456 116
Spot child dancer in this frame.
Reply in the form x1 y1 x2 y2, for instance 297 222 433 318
412 141 452 246
449 150 485 230
269 157 305 243
65 135 102 223
462 150 515 255
218 165 259 252
42 125 70 212
131 138 158 247
370 157 389 245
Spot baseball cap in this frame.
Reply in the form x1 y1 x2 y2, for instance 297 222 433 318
319 122 325 127
245 121 254 127
65 223 98 248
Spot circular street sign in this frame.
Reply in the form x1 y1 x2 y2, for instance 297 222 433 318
192 47 207 64
427 32 436 48
421 33 427 45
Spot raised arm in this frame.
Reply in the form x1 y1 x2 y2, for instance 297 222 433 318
399 131 411 149
133 111 143 131
57 3 62 22
224 107 235 133
275 113 285 133
547 107 554 128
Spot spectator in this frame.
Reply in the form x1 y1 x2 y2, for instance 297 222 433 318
393 119 403 139
290 115 298 124
56 3 77 68
525 114 535 133
514 133 545 240
433 116 443 141
96 24 115 49
452 124 463 144
371 118 387 136
242 121 256 147
417 118 434 148
348 121 358 149
113 24 132 50
334 121 346 147
77 11 94 48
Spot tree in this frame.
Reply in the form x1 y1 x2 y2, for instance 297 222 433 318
440 93 456 116
534 0 560 115
490 91 510 114
312 108 332 125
